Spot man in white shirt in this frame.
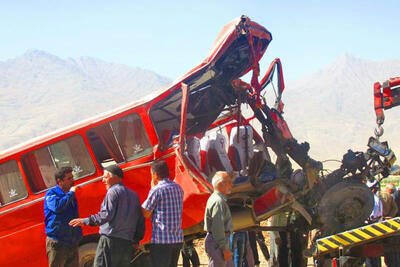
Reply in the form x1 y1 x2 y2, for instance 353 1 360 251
366 180 383 267
367 180 383 222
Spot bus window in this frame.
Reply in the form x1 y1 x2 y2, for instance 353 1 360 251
87 124 125 166
0 160 28 205
88 113 152 166
22 135 96 193
110 113 152 161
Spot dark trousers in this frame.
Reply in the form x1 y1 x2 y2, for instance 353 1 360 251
230 232 248 267
205 233 233 267
182 241 200 267
46 237 79 267
365 257 382 267
278 231 289 267
248 231 260 265
94 235 133 267
150 243 183 267
290 231 307 267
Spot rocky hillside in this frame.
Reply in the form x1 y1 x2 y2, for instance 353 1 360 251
283 54 400 167
0 50 171 150
1 51 399 169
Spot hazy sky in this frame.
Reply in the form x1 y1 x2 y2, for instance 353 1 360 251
0 0 398 82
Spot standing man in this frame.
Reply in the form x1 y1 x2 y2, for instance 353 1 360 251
204 171 234 267
386 183 400 216
69 165 145 267
387 183 397 197
381 185 398 219
249 231 268 267
396 185 400 216
44 166 82 267
382 183 400 218
367 180 383 223
269 212 289 267
181 240 201 267
230 231 248 267
381 183 400 267
142 160 184 267
366 180 383 267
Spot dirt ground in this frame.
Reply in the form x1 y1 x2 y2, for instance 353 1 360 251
178 231 272 266
176 223 388 267
177 238 388 266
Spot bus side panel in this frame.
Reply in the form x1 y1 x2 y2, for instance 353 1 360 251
0 201 47 266
0 177 108 266
122 165 152 204
174 155 210 230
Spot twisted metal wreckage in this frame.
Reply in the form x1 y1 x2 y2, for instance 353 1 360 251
159 15 399 235
148 15 400 264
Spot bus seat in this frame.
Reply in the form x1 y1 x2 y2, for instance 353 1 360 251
228 126 254 172
253 186 281 217
207 132 233 177
187 137 201 169
200 136 210 176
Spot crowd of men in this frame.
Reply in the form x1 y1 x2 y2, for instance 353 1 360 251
365 181 400 267
42 159 400 267
44 160 184 267
44 162 268 267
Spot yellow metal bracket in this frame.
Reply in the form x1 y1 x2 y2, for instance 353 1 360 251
316 217 400 255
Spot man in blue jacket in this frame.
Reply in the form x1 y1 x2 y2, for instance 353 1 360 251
44 166 82 267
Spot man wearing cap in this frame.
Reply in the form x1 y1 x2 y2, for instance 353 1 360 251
204 171 234 267
69 165 145 267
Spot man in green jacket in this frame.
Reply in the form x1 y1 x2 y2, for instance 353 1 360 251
204 171 233 267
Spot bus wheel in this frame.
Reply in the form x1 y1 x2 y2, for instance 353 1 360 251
318 180 374 235
79 242 97 267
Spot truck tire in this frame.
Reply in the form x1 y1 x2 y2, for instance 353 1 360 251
318 180 374 235
79 242 97 267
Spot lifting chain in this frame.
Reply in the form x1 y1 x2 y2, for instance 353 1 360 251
374 124 384 139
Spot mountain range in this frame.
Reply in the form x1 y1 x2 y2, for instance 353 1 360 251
0 49 170 150
283 54 400 168
0 50 399 171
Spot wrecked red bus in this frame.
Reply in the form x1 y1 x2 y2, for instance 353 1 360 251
0 16 276 266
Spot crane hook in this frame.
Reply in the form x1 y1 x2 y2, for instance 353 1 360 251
374 125 384 139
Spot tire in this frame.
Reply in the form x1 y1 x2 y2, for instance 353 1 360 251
79 242 97 267
318 180 374 235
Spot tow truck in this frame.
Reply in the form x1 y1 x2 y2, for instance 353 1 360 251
306 77 400 267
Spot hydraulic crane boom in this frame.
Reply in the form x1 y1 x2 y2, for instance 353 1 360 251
374 77 400 126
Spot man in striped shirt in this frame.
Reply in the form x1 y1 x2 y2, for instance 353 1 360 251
142 160 184 267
